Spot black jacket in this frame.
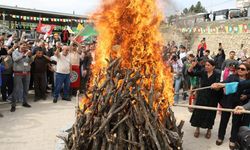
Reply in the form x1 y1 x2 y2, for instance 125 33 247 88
214 54 225 69
220 74 242 108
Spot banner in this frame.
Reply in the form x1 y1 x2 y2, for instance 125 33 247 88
10 14 85 23
179 22 250 34
70 65 81 88
36 23 55 35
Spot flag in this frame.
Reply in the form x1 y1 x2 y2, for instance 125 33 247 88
79 24 97 37
243 24 248 32
76 23 84 32
36 23 55 35
70 65 81 88
225 26 229 33
67 26 74 34
75 36 88 43
239 24 243 33
75 24 97 43
228 26 233 33
233 26 239 33
225 82 239 95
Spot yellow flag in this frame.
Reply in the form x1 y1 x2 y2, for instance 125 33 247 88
77 23 84 31
225 26 229 33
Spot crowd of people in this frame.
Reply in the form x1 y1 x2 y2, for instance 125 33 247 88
163 38 250 149
0 32 94 114
0 31 250 149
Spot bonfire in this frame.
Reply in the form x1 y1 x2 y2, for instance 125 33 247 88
63 0 184 149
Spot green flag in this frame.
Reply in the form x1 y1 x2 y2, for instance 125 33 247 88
79 25 97 37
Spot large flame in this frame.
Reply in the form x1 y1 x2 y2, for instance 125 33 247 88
83 0 173 119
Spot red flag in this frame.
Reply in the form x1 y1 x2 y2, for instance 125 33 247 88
75 36 84 43
36 23 55 35
70 65 81 88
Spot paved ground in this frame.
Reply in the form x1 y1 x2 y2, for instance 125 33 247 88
173 103 231 150
0 94 232 150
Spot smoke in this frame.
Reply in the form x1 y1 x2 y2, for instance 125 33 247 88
157 0 179 17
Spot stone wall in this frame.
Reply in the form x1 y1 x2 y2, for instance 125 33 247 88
191 32 250 58
161 19 250 58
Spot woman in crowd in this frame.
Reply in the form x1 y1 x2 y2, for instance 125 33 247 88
215 63 250 149
188 59 222 139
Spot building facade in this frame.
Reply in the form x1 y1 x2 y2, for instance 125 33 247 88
0 5 88 37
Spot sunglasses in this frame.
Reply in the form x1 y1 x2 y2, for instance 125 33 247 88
238 67 247 71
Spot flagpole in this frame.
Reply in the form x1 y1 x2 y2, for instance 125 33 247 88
173 104 250 114
174 86 212 95
73 27 85 41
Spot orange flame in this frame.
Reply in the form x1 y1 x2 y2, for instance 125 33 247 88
82 0 174 119
79 95 92 113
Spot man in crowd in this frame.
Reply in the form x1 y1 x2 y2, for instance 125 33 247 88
0 36 13 102
201 50 213 65
32 40 46 55
0 36 8 56
1 54 13 102
69 43 81 96
11 41 33 112
0 55 10 117
32 47 51 101
221 51 238 70
80 45 93 93
247 57 250 64
51 33 61 47
53 45 71 103
214 43 226 73
47 41 62 57
49 42 62 92
179 45 187 60
197 38 207 58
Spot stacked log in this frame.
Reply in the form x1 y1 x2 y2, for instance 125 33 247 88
63 58 184 150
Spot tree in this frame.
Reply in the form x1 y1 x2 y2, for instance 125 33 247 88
194 1 206 13
168 15 177 24
190 5 195 13
182 1 207 16
183 8 189 15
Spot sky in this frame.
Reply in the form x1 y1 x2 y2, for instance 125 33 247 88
0 0 236 16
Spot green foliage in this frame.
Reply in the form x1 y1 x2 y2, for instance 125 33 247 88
168 15 176 23
182 1 207 15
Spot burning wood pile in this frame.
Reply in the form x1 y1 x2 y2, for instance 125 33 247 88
63 58 184 150
63 0 184 149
